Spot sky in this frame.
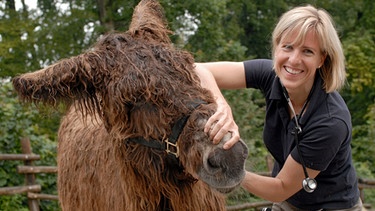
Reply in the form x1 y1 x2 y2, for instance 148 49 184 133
15 0 38 10
14 0 68 12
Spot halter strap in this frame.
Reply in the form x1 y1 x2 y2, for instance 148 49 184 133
127 100 207 158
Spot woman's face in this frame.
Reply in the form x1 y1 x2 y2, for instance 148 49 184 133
275 29 325 94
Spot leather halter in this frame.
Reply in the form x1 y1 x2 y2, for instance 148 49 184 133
127 100 206 158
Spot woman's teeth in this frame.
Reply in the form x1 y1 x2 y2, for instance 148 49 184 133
285 67 303 75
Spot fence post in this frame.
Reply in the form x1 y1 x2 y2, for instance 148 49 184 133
21 137 40 211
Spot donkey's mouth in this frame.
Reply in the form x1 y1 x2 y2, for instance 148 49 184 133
214 183 242 194
197 139 248 193
197 165 246 193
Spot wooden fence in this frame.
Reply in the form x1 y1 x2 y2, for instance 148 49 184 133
0 137 58 211
0 138 374 211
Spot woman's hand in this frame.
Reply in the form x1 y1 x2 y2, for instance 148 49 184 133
194 62 245 149
204 101 240 149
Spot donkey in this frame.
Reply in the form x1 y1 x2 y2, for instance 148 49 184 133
12 0 248 210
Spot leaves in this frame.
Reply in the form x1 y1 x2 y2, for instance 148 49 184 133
0 80 59 210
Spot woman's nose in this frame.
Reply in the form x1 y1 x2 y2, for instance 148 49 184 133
289 51 302 65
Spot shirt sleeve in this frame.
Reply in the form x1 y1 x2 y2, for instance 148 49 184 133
244 59 274 91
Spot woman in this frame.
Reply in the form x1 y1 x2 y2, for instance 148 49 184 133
195 5 362 210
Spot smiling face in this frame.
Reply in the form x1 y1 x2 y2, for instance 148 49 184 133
274 29 326 95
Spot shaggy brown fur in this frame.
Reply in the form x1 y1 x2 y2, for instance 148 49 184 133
12 0 248 210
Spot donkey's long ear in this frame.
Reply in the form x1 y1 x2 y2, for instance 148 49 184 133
128 0 172 43
12 53 99 109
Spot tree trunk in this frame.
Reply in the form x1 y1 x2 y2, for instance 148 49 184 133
96 0 114 31
6 0 15 10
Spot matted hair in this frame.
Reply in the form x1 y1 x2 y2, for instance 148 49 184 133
272 5 345 93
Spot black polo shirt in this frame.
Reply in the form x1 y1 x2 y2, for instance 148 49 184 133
244 59 359 210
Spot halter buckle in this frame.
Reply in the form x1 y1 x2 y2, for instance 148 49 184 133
164 138 179 158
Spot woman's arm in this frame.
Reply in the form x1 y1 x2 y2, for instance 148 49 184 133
195 62 247 89
194 62 245 148
241 155 320 202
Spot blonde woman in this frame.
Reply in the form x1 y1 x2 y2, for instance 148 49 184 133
195 5 362 210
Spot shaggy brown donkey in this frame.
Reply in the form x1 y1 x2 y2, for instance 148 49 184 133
12 0 248 210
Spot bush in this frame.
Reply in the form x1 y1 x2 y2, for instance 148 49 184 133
0 79 60 211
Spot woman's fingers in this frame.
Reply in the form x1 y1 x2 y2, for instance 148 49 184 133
223 129 240 150
204 104 240 148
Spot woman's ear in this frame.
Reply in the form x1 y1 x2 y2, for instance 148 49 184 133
319 52 327 68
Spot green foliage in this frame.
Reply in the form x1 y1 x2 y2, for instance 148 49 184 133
223 89 267 170
225 0 288 59
0 0 100 78
343 31 375 126
339 2 375 191
223 89 270 205
0 7 39 77
0 80 60 210
0 195 28 211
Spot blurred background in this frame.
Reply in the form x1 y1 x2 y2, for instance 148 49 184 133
1 0 374 210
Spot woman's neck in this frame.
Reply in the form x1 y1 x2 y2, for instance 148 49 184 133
289 94 308 112
287 85 314 118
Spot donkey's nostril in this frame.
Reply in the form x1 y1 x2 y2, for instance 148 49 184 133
207 150 225 169
207 156 219 169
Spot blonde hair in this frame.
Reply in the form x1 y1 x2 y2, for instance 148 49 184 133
272 5 345 93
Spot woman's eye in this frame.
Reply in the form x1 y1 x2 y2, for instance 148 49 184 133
304 49 314 55
283 45 292 50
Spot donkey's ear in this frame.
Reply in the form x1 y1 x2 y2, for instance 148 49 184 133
12 53 98 107
128 0 172 43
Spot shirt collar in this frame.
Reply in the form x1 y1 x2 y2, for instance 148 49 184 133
270 72 325 124
299 73 325 125
270 75 283 100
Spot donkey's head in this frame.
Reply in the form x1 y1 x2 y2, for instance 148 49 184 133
12 0 248 193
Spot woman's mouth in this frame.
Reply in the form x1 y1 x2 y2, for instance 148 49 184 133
285 66 303 75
